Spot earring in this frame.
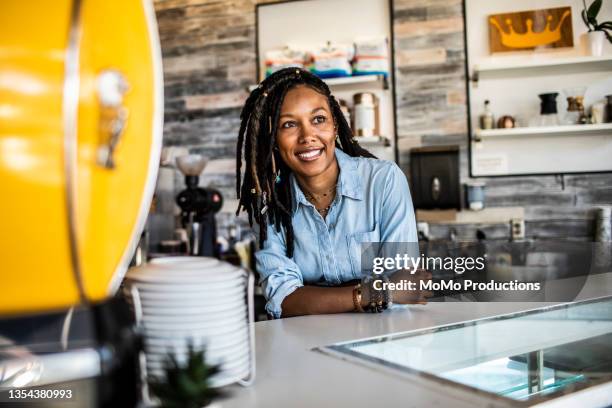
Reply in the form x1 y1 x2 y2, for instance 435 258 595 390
335 134 339 143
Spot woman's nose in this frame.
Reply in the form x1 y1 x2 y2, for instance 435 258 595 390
297 122 318 143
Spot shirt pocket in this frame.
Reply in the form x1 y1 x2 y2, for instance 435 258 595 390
346 225 380 279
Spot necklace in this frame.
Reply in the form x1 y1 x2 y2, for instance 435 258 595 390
302 185 337 218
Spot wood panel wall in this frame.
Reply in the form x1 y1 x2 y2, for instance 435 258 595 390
152 0 611 243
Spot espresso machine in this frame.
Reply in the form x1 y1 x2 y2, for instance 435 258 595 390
175 155 224 257
0 0 164 406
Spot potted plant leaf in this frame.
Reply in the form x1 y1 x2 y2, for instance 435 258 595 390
582 0 612 56
148 342 224 408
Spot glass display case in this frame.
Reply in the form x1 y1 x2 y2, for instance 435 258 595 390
317 296 612 406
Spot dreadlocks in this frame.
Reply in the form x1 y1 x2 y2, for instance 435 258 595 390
236 67 376 257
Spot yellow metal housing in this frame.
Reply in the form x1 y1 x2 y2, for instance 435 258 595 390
0 0 163 316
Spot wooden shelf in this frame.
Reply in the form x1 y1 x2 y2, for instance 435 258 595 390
474 123 612 139
416 207 524 225
472 55 612 81
248 74 387 92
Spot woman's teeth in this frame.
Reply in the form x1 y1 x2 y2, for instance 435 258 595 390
297 149 323 161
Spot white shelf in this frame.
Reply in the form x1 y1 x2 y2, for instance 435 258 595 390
473 55 612 80
324 74 387 88
355 135 391 146
474 123 612 139
248 74 387 92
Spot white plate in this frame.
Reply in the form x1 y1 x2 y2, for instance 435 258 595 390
144 327 249 350
138 300 246 318
146 356 251 388
143 317 247 338
136 301 244 316
134 286 245 302
137 295 244 310
128 272 244 285
146 348 250 374
129 280 245 293
134 296 245 309
146 350 250 372
143 316 246 334
137 293 244 308
140 305 246 324
149 257 219 268
144 327 248 352
143 308 246 329
146 343 249 365
138 301 245 317
127 257 245 284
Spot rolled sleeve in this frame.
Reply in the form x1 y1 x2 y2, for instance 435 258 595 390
255 223 304 319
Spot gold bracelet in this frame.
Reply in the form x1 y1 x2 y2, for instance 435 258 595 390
353 284 364 313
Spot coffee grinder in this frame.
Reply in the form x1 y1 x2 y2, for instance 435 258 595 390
175 154 223 257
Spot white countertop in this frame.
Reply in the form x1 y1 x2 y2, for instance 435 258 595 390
223 273 612 408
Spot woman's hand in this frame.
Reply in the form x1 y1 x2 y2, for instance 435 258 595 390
388 268 433 305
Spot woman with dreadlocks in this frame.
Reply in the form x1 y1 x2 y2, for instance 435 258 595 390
236 67 431 319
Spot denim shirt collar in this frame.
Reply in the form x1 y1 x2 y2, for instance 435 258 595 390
290 148 363 211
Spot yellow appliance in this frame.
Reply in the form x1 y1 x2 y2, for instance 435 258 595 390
0 0 163 315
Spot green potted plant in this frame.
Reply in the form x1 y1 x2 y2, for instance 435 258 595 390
148 342 224 408
582 0 612 56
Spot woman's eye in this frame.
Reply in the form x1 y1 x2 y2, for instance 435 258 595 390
313 115 326 124
281 121 295 129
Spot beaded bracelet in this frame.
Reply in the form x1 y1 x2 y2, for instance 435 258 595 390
362 274 391 313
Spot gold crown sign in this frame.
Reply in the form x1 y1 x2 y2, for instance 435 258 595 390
488 7 574 52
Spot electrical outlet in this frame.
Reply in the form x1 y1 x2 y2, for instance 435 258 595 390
510 218 525 241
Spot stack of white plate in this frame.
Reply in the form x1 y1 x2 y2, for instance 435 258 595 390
124 256 255 388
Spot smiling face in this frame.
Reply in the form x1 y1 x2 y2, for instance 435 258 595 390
276 85 337 181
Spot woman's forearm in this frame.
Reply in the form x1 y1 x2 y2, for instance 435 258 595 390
280 285 356 317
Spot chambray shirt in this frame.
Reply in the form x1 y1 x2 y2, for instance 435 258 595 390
255 149 418 318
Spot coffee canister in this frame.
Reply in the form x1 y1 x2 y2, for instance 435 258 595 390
353 92 380 137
